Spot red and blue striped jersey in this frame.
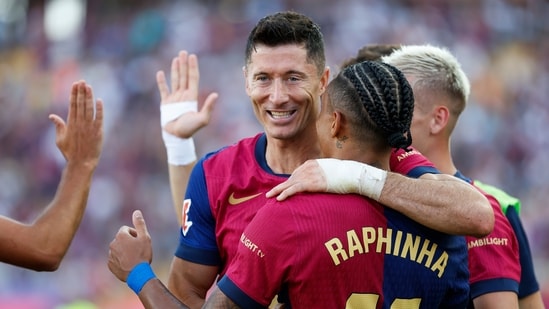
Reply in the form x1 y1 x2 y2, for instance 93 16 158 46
175 133 287 277
453 172 521 301
392 147 521 302
219 147 469 308
472 181 539 299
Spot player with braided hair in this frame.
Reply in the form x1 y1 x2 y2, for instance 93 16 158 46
341 60 414 150
108 12 493 308
208 60 469 308
269 43 543 308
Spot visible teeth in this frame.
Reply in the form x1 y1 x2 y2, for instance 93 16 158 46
270 111 292 119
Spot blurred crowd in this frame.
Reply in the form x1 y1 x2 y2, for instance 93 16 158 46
0 0 547 307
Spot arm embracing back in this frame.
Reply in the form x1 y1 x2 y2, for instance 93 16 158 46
379 172 494 237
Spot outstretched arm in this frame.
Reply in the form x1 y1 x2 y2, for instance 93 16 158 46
157 50 217 223
0 81 104 271
108 211 239 309
267 159 493 237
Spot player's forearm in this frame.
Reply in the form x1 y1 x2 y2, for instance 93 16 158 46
166 279 208 309
168 163 195 225
379 172 494 237
30 162 96 270
139 279 191 309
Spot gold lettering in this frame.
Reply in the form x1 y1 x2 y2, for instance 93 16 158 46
325 238 348 266
401 234 421 260
393 230 403 256
431 251 448 277
468 237 510 249
240 233 258 252
347 230 363 258
324 227 450 278
397 150 420 162
376 227 392 254
417 239 437 268
362 227 376 253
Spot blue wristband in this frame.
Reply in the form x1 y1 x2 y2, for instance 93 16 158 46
127 262 156 294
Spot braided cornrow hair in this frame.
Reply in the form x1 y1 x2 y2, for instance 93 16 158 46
341 61 414 151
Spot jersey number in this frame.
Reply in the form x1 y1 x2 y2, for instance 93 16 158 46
346 293 421 309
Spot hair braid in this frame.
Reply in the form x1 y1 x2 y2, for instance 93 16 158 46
341 61 414 151
383 63 415 150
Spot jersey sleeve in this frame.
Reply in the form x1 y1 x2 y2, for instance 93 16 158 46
472 181 539 298
467 193 521 299
389 147 440 177
506 207 540 298
174 155 221 266
219 200 295 307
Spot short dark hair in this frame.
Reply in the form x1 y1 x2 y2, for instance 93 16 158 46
340 44 401 69
245 11 326 75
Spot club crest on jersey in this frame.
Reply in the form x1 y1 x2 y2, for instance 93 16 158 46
181 199 193 236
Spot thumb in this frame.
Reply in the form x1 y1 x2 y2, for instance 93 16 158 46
48 114 66 134
132 210 149 238
200 92 218 117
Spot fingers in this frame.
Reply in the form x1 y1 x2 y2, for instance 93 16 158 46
48 114 66 135
95 99 104 125
170 55 179 93
117 225 135 236
269 184 298 201
266 183 284 199
200 92 218 117
187 53 199 97
178 50 189 91
85 84 94 121
276 185 303 201
169 50 189 92
132 210 150 238
71 81 103 124
156 71 169 102
68 81 79 124
75 81 86 121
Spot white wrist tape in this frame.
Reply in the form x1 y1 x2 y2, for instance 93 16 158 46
316 158 387 200
162 132 197 165
160 101 197 127
160 101 198 166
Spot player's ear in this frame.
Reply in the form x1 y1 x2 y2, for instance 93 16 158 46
319 66 330 95
430 105 449 134
331 110 343 138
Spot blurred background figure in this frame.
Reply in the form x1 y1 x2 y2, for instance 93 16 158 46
0 0 547 307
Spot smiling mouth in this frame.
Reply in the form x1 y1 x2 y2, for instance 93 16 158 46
268 110 295 119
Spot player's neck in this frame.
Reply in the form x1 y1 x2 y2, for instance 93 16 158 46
265 134 321 175
424 143 458 176
333 143 390 171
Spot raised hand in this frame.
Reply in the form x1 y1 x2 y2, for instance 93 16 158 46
108 210 153 282
48 80 104 169
156 50 218 138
